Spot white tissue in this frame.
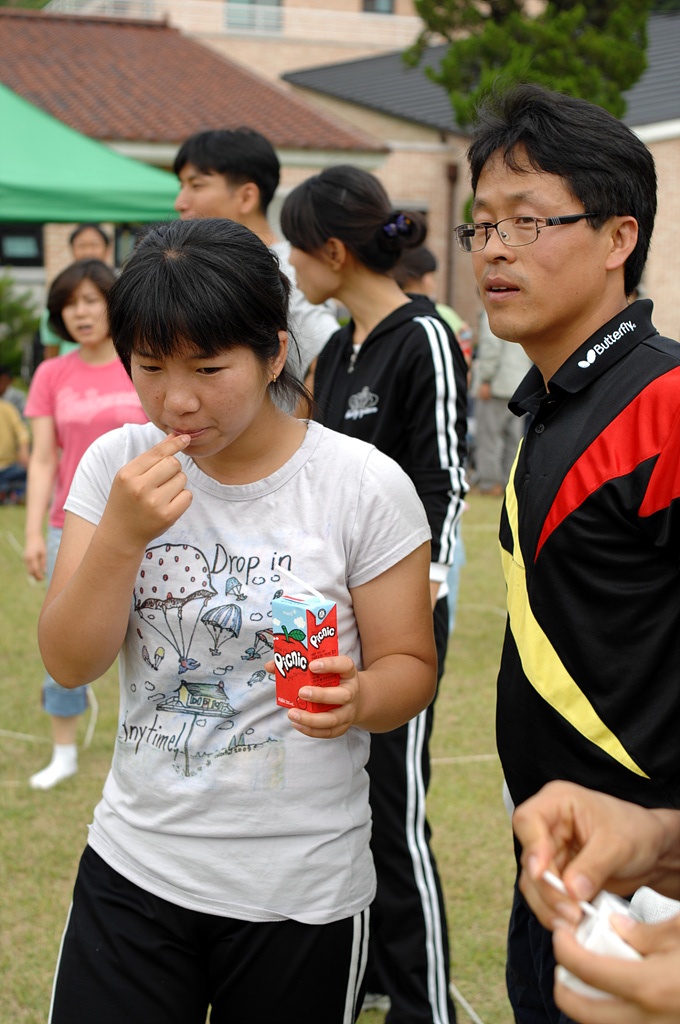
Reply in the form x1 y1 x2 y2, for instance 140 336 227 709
556 891 642 1000
630 885 680 924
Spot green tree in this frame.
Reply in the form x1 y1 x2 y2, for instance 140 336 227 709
409 0 652 126
0 0 51 7
0 272 39 375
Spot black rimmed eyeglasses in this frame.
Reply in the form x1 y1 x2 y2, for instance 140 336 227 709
454 213 597 253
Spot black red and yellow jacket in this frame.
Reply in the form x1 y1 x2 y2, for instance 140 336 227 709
498 299 680 811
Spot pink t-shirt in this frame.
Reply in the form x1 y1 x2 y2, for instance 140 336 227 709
25 351 148 528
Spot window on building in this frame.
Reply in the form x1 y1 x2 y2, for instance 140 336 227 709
0 225 43 267
114 224 147 268
225 0 282 32
363 0 395 12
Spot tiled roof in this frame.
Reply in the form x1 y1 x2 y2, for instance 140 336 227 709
622 13 680 127
0 8 384 150
283 11 680 134
283 44 460 135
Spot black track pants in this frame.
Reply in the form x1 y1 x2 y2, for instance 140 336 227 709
366 597 456 1024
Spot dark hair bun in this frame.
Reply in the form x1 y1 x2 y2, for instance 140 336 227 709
377 210 427 256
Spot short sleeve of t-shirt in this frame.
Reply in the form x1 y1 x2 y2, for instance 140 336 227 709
345 447 431 589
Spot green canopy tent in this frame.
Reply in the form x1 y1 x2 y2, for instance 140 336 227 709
0 82 178 222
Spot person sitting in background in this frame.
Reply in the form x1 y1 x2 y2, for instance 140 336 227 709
0 364 27 417
40 224 113 359
0 397 29 503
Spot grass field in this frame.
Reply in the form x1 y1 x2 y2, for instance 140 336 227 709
0 494 515 1024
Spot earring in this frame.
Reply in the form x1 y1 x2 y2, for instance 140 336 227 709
271 374 277 384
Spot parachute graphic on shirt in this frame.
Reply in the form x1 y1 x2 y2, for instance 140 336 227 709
134 544 217 674
224 576 247 601
242 627 274 661
201 603 242 656
141 645 165 671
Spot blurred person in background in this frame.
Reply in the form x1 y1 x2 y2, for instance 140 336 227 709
173 127 338 391
41 223 113 359
0 364 27 417
24 259 147 790
392 246 473 635
392 244 474 367
470 310 531 496
0 394 29 503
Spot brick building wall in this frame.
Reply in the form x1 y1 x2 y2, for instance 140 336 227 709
643 136 680 341
197 0 422 81
280 88 480 334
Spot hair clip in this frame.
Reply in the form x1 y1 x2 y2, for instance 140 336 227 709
382 213 412 239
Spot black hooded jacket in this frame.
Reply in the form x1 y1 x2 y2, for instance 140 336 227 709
314 294 468 568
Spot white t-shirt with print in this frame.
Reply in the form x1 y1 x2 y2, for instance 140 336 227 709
65 420 430 925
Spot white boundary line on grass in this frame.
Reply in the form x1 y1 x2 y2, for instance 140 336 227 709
450 981 487 1024
3 529 41 584
0 691 99 751
0 728 50 744
432 753 497 765
460 523 501 531
0 772 103 788
4 528 24 556
458 602 507 618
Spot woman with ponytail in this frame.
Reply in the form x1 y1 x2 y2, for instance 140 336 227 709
282 166 468 1024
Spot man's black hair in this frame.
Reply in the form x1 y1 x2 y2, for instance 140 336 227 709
467 84 657 295
173 128 280 214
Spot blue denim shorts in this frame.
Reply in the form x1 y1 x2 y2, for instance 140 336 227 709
42 526 89 718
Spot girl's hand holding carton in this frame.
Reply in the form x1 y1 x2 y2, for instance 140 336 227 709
267 566 360 739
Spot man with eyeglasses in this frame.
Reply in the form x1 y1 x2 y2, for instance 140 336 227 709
458 84 680 1023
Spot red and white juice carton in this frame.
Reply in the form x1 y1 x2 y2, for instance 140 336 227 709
273 572 340 713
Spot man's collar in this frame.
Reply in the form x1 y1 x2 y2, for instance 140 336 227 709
551 299 656 394
510 299 657 416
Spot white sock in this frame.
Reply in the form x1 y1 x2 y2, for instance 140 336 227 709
29 744 78 790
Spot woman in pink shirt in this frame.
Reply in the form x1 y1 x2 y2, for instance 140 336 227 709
24 259 148 790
